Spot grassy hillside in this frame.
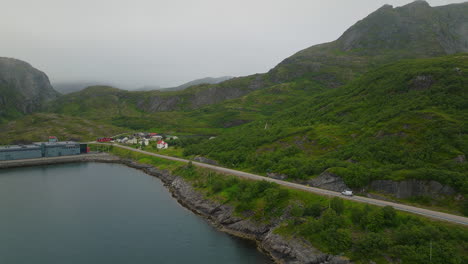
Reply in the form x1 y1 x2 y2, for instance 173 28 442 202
0 113 127 144
183 55 467 195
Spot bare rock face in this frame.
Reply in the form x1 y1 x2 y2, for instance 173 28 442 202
370 179 456 199
193 156 219 166
454 155 466 163
336 1 468 55
223 119 250 128
261 233 350 264
306 171 350 192
267 172 288 181
136 95 182 112
0 57 59 116
410 75 434 91
137 74 267 113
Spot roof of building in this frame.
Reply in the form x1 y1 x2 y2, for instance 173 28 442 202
0 141 81 152
0 144 41 151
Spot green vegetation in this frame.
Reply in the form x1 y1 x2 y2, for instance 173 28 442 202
175 167 468 263
0 113 127 144
96 147 468 263
18 54 465 214
2 2 467 218
183 56 467 200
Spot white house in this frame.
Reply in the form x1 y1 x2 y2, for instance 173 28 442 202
157 140 168 149
127 138 138 144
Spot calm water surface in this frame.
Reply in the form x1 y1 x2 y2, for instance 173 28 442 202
0 163 272 264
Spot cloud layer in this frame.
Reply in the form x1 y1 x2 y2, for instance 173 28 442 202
2 0 464 89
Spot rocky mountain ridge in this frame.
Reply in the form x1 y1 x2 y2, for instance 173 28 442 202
0 57 59 121
160 76 234 92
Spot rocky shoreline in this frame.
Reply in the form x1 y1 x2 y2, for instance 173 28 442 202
0 154 349 264
114 157 350 264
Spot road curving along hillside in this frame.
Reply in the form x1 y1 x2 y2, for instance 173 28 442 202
102 143 468 226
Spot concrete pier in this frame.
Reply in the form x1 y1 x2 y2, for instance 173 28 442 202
0 153 120 169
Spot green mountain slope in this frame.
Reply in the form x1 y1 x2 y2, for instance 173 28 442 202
48 1 468 122
183 55 467 194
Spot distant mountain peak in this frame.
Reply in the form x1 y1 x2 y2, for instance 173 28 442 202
404 0 430 7
335 1 467 54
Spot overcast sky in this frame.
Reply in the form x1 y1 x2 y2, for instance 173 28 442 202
2 0 465 89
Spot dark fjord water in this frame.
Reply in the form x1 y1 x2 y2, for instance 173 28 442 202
0 163 272 264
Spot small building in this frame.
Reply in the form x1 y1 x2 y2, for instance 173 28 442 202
49 136 58 143
157 140 168 149
97 137 113 143
139 138 149 146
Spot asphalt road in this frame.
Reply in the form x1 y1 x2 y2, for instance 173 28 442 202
103 143 468 226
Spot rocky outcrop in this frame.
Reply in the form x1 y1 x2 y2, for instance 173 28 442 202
267 173 288 181
166 173 349 264
162 76 234 92
454 155 466 163
369 179 456 199
223 119 250 128
410 75 434 91
305 171 350 192
262 233 349 264
136 95 182 112
193 156 219 166
0 57 59 116
137 74 268 113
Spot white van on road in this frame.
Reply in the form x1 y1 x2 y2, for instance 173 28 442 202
341 190 353 196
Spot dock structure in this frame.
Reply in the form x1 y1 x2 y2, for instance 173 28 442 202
0 141 88 161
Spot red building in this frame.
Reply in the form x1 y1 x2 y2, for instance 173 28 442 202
97 137 113 142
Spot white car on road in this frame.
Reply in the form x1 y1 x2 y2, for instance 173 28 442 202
341 190 353 196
